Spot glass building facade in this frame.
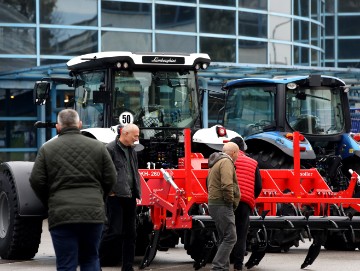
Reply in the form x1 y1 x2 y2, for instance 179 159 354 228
1 0 360 161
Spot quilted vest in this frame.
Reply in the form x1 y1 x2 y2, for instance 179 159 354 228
234 152 258 209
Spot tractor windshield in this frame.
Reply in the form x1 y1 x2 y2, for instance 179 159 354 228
72 69 199 132
73 70 106 128
286 86 344 134
223 86 275 137
112 70 198 132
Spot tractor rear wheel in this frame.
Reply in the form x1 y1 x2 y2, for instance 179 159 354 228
0 171 43 260
248 148 293 169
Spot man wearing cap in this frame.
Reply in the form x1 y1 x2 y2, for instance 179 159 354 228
229 136 262 271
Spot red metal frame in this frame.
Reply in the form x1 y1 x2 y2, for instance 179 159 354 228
138 128 209 230
256 131 360 216
137 129 360 232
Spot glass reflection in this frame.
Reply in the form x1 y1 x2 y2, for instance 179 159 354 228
102 1 151 29
339 40 360 59
200 8 235 35
0 89 36 117
201 0 235 6
239 40 267 64
156 4 196 32
311 23 319 47
238 0 267 10
156 34 196 53
0 27 35 54
238 11 267 38
269 15 291 42
294 46 309 65
338 1 360 12
102 32 151 52
40 0 97 26
201 37 235 62
268 0 291 14
294 0 309 17
269 43 290 65
40 28 97 55
0 120 37 161
0 58 36 73
0 0 36 23
325 16 334 35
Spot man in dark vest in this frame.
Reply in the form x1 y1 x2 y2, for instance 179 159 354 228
230 136 262 271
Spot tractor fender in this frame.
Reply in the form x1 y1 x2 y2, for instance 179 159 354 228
246 131 316 159
192 125 242 151
340 134 360 159
0 161 46 216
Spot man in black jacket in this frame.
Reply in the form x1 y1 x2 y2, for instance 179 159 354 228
30 109 116 271
100 123 141 271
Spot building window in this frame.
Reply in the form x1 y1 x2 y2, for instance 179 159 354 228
238 40 267 64
156 4 196 32
200 8 235 35
40 0 97 26
102 31 151 52
201 37 235 62
40 28 98 56
156 34 196 53
102 1 151 29
238 0 267 10
0 0 36 23
238 11 267 38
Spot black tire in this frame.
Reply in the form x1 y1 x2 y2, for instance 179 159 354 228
0 170 43 260
248 148 293 169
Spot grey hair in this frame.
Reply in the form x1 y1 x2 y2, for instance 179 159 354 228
57 109 80 128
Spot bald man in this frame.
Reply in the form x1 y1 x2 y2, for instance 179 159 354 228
207 142 241 271
100 124 141 271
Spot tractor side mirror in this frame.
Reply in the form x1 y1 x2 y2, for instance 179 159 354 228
34 81 50 105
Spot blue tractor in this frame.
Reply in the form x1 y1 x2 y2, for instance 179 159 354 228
219 74 360 250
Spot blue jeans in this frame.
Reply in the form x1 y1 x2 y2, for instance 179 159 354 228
209 205 237 271
50 223 103 271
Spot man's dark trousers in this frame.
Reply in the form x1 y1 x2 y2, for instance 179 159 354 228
50 223 103 271
233 202 251 270
101 196 137 271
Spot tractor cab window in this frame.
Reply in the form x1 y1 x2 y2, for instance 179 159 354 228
74 71 105 128
113 70 198 138
224 86 275 137
286 86 344 135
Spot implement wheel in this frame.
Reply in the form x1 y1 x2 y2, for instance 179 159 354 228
0 171 43 260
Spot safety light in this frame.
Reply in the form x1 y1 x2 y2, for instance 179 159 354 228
216 126 227 137
195 63 201 70
115 61 129 69
285 133 305 142
287 82 297 90
201 63 209 70
352 133 360 142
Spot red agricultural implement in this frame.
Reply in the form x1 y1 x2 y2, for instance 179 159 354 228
138 129 360 270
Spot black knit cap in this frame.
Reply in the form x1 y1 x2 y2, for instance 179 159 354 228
230 136 247 151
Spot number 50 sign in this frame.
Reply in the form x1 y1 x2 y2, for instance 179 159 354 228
119 111 134 125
